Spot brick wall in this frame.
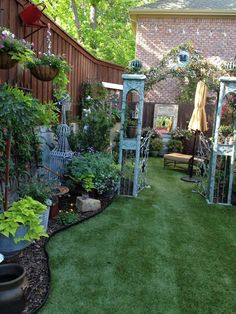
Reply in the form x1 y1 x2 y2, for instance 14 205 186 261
136 16 236 104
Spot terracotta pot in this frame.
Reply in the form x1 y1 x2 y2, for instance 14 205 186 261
0 264 27 314
30 65 59 81
0 52 17 69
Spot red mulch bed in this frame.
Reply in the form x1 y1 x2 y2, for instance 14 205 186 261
3 194 113 314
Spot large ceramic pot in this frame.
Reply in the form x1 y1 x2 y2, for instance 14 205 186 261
0 51 17 69
0 263 27 314
30 64 59 81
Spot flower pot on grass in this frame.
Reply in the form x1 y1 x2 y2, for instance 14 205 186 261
0 263 27 314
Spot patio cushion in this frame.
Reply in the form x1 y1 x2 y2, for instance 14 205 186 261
164 153 203 168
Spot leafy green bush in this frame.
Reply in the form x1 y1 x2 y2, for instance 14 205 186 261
167 139 183 153
0 84 58 179
57 210 80 225
68 152 120 194
18 177 53 205
74 106 114 152
0 197 48 243
150 138 163 152
171 128 193 142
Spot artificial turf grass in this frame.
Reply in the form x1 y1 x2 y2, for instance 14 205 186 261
40 158 236 314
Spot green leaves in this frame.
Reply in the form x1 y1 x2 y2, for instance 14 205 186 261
68 152 120 194
0 197 48 243
0 84 59 130
32 0 153 66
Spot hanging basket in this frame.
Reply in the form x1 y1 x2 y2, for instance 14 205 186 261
30 65 59 81
0 51 17 69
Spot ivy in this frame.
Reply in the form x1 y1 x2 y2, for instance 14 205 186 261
143 42 228 105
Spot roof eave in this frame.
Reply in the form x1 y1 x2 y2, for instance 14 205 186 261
129 9 236 33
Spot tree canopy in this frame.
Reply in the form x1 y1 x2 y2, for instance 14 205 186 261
32 0 153 66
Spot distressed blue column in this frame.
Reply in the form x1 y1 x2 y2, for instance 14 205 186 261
118 74 146 197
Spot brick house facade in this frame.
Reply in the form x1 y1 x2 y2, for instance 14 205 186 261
129 0 236 130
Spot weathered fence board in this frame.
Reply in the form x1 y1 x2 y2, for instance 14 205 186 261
0 0 124 118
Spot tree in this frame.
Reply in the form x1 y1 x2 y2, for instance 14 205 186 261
32 0 153 66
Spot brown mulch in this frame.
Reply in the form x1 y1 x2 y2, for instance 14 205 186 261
3 194 113 314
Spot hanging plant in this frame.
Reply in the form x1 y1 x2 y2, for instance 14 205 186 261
0 27 34 69
27 53 70 90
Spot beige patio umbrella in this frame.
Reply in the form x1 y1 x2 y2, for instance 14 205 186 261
182 80 208 182
188 80 208 132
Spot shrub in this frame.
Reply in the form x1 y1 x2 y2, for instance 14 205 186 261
18 177 53 205
57 210 79 225
167 139 183 153
68 152 120 194
150 138 163 152
171 128 193 142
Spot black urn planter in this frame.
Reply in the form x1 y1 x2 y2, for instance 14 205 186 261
0 264 27 314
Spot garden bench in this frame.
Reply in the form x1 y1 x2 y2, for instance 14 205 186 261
164 153 203 170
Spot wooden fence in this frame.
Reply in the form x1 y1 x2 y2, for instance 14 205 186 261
0 0 124 117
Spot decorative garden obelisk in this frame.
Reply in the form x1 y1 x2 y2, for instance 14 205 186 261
118 60 146 197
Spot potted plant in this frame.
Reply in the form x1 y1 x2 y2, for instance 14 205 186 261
149 138 163 157
0 27 34 69
27 53 70 96
126 119 138 138
18 177 53 230
0 197 48 254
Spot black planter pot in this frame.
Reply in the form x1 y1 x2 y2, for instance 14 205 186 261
0 264 27 314
126 126 137 138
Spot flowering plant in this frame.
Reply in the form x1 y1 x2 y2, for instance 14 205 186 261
0 27 34 63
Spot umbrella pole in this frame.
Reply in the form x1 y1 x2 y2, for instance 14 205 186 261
181 130 200 183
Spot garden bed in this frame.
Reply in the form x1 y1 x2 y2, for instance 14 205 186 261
4 193 114 314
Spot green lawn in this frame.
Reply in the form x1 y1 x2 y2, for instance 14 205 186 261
40 158 236 314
